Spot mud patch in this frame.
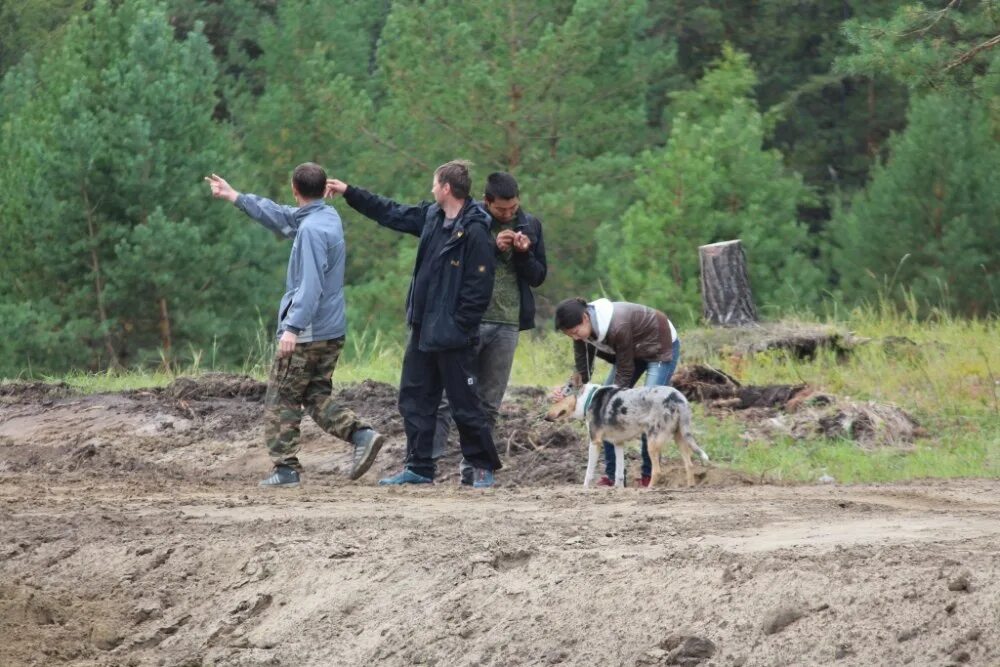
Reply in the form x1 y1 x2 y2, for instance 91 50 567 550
0 381 75 405
3 480 999 666
331 379 405 437
0 583 127 664
0 371 927 493
674 364 923 448
161 373 267 401
703 515 1000 553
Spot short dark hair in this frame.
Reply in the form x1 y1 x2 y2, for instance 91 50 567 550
554 297 589 330
293 162 327 199
434 160 473 200
484 172 519 201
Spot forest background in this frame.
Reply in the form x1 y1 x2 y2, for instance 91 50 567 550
1 0 997 376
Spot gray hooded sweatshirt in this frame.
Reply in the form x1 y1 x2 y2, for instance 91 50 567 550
235 194 347 343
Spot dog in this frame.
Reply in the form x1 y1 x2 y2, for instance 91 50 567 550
545 381 709 488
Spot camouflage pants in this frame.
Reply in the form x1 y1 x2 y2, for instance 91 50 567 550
263 338 363 469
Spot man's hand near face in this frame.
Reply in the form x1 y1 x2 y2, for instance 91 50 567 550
496 229 516 252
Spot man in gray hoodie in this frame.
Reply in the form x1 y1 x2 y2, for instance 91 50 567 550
206 163 384 488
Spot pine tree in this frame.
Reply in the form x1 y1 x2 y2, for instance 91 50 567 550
360 0 677 307
831 92 1000 316
597 47 822 320
231 0 408 342
0 0 274 372
0 0 86 77
234 0 389 193
837 1 1000 92
643 1 909 204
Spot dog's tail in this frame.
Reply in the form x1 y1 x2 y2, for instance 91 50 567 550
679 406 710 463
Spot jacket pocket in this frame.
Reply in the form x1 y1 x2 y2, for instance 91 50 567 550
278 290 297 324
421 308 474 350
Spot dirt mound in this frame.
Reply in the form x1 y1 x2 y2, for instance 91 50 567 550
0 371 923 492
161 373 267 401
0 374 731 490
673 365 809 409
674 364 923 449
330 379 405 438
0 381 75 405
794 394 924 448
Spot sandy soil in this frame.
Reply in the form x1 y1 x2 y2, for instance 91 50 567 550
1 377 997 666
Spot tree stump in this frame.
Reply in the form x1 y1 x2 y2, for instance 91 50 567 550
699 240 758 326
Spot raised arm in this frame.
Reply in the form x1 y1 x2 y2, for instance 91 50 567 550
327 178 427 238
234 194 300 239
205 173 298 239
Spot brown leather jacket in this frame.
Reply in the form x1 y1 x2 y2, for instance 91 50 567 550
573 301 674 386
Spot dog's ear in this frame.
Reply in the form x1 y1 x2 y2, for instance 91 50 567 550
569 372 583 389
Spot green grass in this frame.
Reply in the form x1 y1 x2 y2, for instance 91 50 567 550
8 305 999 486
695 406 999 484
687 304 1000 484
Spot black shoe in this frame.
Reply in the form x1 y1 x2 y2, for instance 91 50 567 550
259 465 300 488
349 427 385 480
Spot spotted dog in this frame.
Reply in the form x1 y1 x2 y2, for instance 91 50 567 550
545 382 709 488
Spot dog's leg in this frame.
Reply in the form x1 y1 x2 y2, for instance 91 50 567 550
646 434 662 489
674 427 696 488
613 445 625 488
583 441 600 488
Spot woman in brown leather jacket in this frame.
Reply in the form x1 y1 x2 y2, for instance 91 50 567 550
554 297 680 487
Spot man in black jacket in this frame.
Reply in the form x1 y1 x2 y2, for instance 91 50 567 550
326 161 503 487
430 172 547 484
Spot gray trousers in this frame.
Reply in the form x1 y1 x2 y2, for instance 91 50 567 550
431 322 519 482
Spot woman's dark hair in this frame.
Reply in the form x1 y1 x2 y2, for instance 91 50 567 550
554 297 589 330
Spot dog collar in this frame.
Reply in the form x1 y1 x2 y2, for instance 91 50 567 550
573 384 602 419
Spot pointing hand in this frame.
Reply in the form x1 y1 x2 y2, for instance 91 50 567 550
205 174 238 203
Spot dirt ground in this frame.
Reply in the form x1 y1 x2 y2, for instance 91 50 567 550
1 376 998 666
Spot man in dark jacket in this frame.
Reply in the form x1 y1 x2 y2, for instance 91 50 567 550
430 172 547 484
325 161 503 487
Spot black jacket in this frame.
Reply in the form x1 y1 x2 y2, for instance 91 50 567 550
505 208 547 331
344 185 496 352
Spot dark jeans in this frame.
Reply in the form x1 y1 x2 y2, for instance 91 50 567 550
431 323 519 480
397 327 503 479
603 337 681 479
